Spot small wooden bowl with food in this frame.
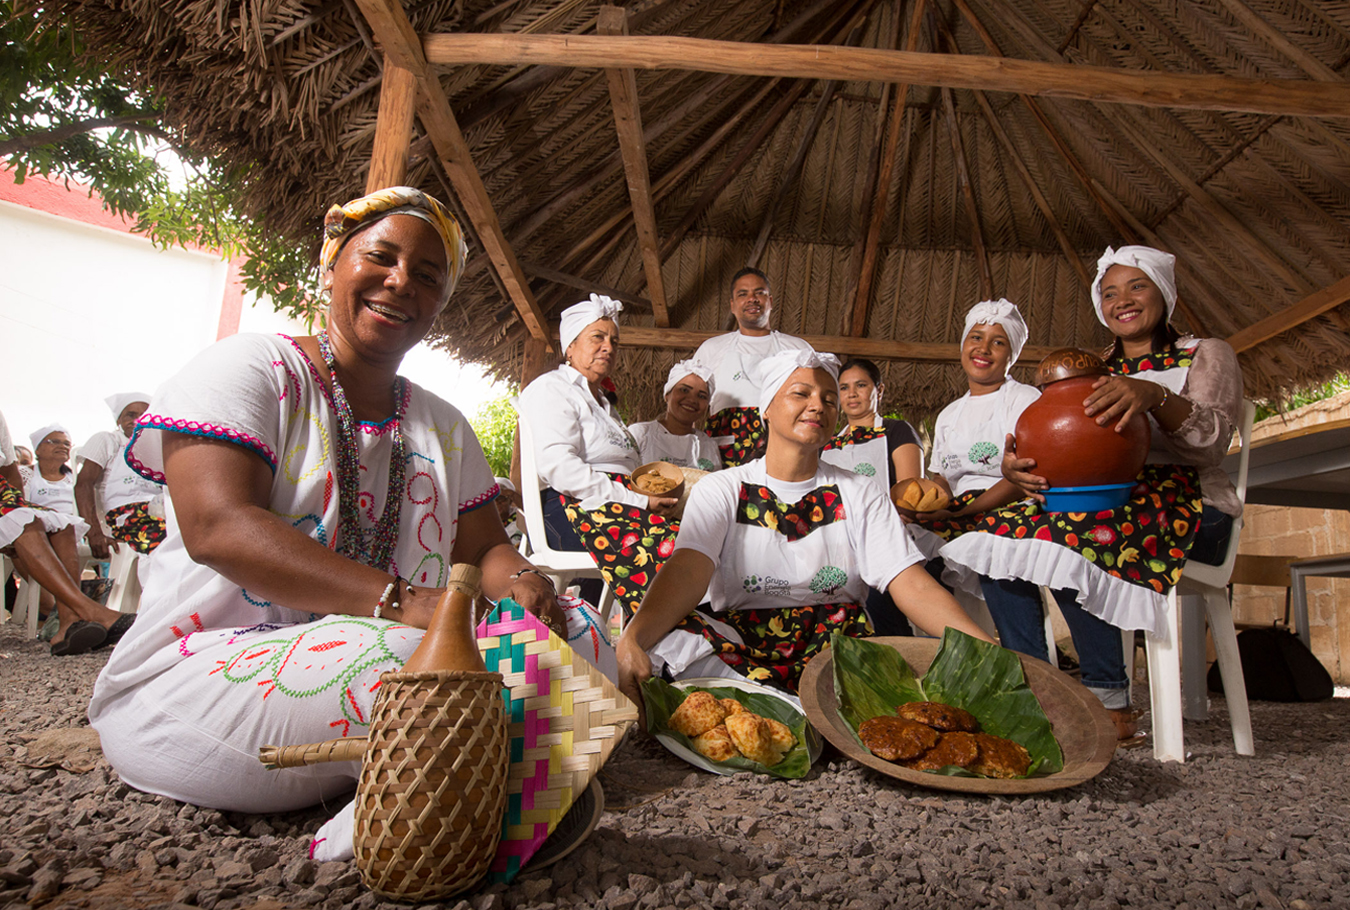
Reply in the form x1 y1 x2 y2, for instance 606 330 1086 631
631 461 686 503
890 476 951 518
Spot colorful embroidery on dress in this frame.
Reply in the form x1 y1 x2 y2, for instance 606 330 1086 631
735 483 846 542
1110 345 1196 376
706 406 766 467
674 602 872 693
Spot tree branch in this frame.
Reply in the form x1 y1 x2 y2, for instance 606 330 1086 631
0 115 168 158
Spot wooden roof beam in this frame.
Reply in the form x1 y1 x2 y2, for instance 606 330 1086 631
1216 0 1341 82
421 33 1350 119
1228 275 1350 353
365 57 417 193
845 0 926 337
353 0 553 350
941 86 993 300
620 326 1056 363
597 5 669 327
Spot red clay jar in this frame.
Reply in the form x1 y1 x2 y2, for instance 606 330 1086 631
1014 349 1151 488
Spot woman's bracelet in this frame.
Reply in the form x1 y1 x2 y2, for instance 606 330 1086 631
1149 385 1170 413
510 568 554 586
374 580 397 620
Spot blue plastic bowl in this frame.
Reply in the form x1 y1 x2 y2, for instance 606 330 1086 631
1041 482 1135 513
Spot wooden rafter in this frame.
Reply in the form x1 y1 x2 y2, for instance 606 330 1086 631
845 0 926 337
421 33 1350 118
1216 0 1340 82
365 57 417 193
620 326 1055 363
598 5 669 326
1228 275 1350 353
519 260 652 312
941 86 993 300
352 0 553 350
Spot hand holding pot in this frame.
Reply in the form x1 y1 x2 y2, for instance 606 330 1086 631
1084 375 1165 433
1000 433 1047 502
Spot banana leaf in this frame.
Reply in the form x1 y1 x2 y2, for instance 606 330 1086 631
830 630 1063 778
642 678 813 779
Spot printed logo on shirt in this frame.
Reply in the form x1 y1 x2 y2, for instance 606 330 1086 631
697 458 716 471
732 371 744 381
743 574 790 597
606 429 634 449
853 463 876 477
967 441 1000 467
941 454 962 472
809 566 848 596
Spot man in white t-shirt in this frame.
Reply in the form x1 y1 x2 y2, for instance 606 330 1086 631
693 267 813 466
75 392 164 558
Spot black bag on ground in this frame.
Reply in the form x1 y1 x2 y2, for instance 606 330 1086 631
1208 625 1334 702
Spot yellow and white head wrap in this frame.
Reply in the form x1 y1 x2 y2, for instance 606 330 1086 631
320 186 468 306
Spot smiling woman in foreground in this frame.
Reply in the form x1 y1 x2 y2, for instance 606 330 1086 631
88 187 561 821
617 350 993 706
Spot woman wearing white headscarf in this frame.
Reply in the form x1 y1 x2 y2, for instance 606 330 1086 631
939 246 1243 741
517 295 680 618
76 392 165 558
21 424 78 518
628 360 722 472
616 350 992 700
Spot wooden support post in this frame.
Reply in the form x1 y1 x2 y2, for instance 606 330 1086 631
366 57 418 192
598 5 670 326
941 87 993 300
421 32 1350 119
510 335 555 492
353 0 553 350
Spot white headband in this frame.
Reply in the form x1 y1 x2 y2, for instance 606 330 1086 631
663 359 716 398
560 294 623 353
1092 245 1177 327
105 392 152 423
29 423 71 451
755 350 840 416
962 298 1029 372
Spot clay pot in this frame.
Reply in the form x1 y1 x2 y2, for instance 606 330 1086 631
1014 350 1151 488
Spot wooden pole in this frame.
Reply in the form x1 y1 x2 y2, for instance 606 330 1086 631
366 57 417 192
421 33 1350 118
598 5 670 327
353 0 554 350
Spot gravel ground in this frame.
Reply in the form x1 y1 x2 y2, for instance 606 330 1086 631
3 620 1350 910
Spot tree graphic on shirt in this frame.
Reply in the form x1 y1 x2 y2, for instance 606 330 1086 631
809 566 847 596
968 441 1000 466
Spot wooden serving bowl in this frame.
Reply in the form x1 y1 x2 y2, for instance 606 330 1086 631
630 461 685 503
799 637 1117 795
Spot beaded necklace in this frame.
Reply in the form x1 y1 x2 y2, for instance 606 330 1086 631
318 331 407 571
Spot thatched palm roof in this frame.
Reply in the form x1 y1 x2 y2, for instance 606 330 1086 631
44 0 1350 418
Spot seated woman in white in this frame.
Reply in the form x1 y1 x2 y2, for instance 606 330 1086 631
616 350 992 702
76 393 166 558
628 360 722 472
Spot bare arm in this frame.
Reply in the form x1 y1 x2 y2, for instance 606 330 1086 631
1 462 21 490
891 443 923 486
616 548 716 721
75 460 117 558
162 433 444 627
885 563 993 642
450 503 565 629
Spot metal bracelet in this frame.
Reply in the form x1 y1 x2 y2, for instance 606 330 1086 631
510 568 554 585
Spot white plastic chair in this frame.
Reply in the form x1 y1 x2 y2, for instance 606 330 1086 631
515 411 618 628
105 546 143 614
1129 399 1256 763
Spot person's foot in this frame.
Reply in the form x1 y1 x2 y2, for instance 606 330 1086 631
1108 707 1147 748
94 614 135 650
51 620 108 656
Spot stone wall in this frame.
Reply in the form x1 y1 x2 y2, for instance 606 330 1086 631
1232 391 1350 684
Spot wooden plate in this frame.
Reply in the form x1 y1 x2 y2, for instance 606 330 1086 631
799 637 1118 794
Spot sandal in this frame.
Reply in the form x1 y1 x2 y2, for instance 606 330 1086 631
1108 707 1148 748
96 613 136 650
51 621 108 657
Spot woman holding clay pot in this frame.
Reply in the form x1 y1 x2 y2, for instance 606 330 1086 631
939 246 1243 742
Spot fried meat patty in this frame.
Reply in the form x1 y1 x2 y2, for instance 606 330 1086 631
896 701 980 732
969 733 1032 778
903 731 981 771
858 715 941 761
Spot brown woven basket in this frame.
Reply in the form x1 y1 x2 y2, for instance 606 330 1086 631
352 668 508 901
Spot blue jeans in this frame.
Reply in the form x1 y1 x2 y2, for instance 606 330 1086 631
980 578 1130 709
1188 506 1235 567
540 488 602 606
